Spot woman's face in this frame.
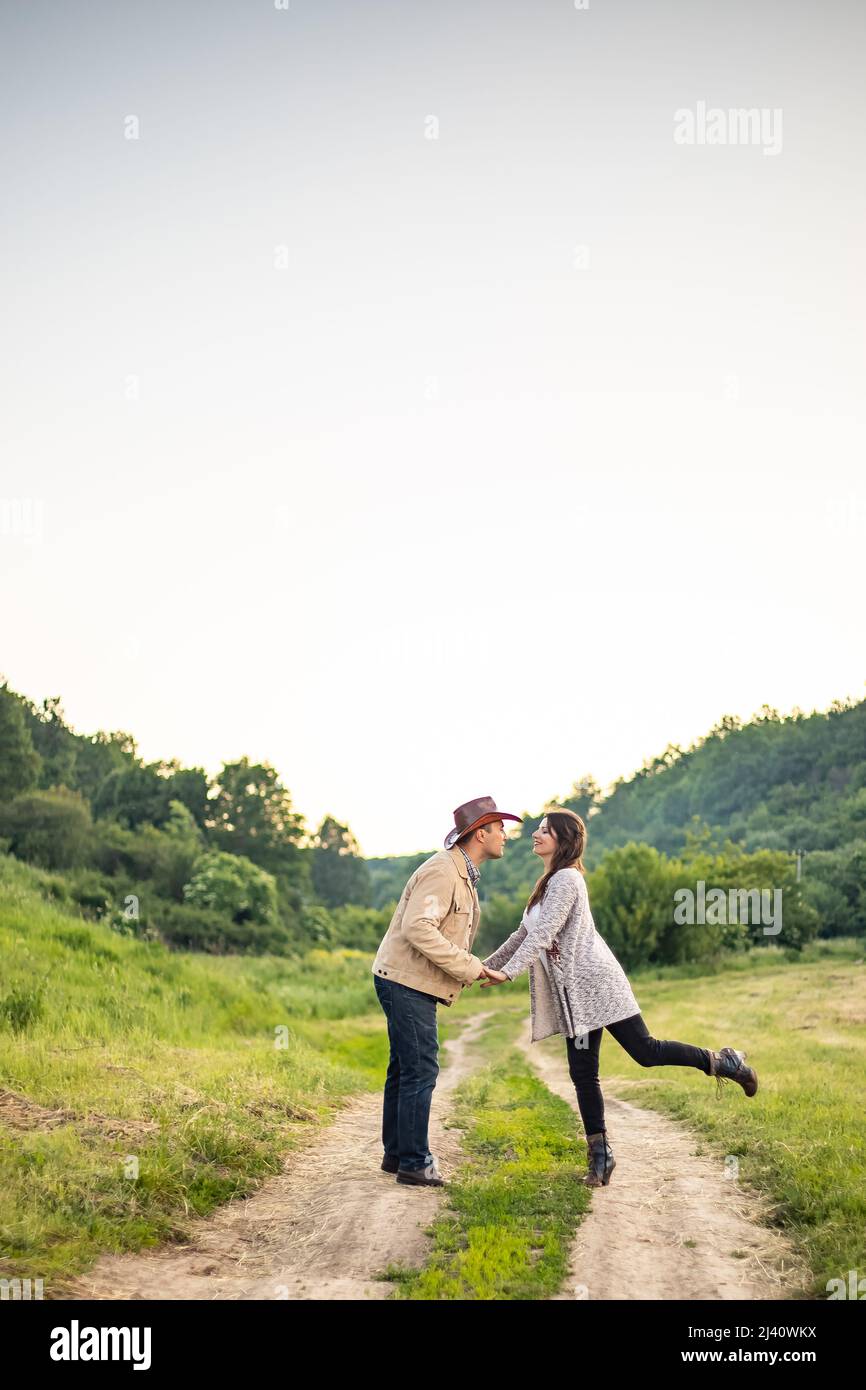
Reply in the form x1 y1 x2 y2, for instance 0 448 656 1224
531 816 558 857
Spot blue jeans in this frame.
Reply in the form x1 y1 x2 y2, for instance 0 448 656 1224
374 974 440 1172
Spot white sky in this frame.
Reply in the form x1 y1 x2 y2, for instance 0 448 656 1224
2 0 864 855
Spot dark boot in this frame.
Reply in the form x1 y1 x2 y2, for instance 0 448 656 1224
396 1157 444 1187
708 1046 758 1097
580 1130 615 1186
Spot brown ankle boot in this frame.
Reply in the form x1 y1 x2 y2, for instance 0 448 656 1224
580 1130 615 1186
708 1047 758 1097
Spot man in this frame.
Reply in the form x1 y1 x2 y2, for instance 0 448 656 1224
372 795 522 1187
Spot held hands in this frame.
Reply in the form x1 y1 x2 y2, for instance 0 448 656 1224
478 966 509 988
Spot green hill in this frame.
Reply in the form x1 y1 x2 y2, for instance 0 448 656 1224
0 851 385 1289
0 679 386 958
368 697 866 943
3 679 864 955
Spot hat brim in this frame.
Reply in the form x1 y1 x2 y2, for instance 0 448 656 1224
444 811 522 850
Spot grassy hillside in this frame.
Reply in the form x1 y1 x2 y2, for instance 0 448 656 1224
0 680 383 958
586 697 866 858
2 848 863 1299
0 852 388 1290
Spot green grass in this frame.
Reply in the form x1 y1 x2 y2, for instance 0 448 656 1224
3 847 863 1302
0 853 387 1291
529 939 866 1298
386 1007 591 1300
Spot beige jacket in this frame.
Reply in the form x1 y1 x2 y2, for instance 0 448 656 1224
371 847 486 1004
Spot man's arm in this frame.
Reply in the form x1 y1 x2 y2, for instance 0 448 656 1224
401 863 485 984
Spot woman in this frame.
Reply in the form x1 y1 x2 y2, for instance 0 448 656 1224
480 808 758 1186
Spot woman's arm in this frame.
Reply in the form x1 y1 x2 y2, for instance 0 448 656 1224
482 922 528 972
500 871 582 980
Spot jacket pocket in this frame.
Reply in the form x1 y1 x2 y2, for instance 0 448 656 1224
441 909 472 946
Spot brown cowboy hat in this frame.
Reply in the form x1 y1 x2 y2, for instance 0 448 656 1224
444 795 522 850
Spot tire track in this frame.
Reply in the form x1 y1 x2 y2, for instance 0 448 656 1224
64 1010 493 1302
517 1018 808 1301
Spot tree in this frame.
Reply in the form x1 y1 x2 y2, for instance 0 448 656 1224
586 842 673 969
561 775 603 821
0 683 41 801
311 816 371 908
74 730 138 805
92 761 173 828
164 765 210 828
27 695 77 789
207 758 306 880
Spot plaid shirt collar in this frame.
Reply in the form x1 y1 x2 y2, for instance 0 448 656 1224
458 845 480 891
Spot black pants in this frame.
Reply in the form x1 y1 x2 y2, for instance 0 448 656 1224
565 1012 711 1137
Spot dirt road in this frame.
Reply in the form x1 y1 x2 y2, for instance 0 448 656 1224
65 1011 492 1301
64 1006 807 1301
517 1018 808 1300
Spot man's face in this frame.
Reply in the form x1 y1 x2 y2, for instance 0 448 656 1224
479 820 507 859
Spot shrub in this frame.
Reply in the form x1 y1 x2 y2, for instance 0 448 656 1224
0 787 92 869
0 985 45 1033
152 901 293 955
183 850 279 926
65 868 116 919
91 801 203 899
327 903 390 951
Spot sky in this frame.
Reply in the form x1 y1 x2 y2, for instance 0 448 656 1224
2 0 864 856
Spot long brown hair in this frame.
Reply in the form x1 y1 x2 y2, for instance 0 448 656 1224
527 807 587 910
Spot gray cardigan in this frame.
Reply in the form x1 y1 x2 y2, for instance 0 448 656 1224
483 866 640 1041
